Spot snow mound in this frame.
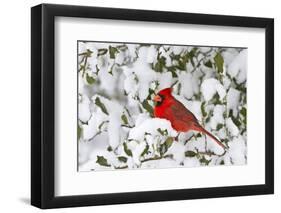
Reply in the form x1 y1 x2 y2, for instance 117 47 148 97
201 78 226 102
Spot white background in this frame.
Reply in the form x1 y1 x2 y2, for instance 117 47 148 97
0 0 279 212
56 18 264 196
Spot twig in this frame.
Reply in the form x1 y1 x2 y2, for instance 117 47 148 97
197 150 226 157
184 134 195 145
121 124 135 128
114 154 173 169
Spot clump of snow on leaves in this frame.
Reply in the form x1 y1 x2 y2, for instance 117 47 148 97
77 42 247 171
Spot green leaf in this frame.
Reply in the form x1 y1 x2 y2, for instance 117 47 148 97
78 125 82 140
97 48 108 56
96 156 111 167
195 133 202 138
153 56 166 72
188 47 198 58
107 146 113 152
95 97 109 115
123 143 133 157
204 60 213 68
185 150 197 157
214 52 224 73
240 107 247 118
176 54 189 71
160 137 174 155
167 66 178 78
142 99 154 116
146 88 156 100
229 109 241 127
109 46 119 59
216 123 224 131
141 143 149 157
211 92 223 105
117 156 128 163
200 156 211 165
201 102 207 117
121 114 128 125
86 49 93 57
157 128 168 136
187 48 198 67
232 116 241 127
86 73 95 85
221 138 229 144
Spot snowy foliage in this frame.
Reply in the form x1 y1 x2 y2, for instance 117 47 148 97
78 42 247 171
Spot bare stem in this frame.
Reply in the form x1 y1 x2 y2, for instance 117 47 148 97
115 154 173 169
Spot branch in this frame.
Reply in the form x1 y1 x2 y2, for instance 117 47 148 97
197 150 226 157
115 154 173 169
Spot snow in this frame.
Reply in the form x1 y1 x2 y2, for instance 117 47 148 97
82 111 107 140
91 95 124 149
78 42 247 171
146 45 157 63
115 51 125 65
179 73 195 99
226 135 247 165
78 95 91 123
201 78 226 102
226 118 239 136
206 136 225 155
228 49 247 84
166 142 186 164
227 88 240 116
128 118 177 141
157 72 173 90
210 105 225 130
184 157 201 167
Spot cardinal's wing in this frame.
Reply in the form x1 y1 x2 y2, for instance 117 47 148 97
169 100 198 124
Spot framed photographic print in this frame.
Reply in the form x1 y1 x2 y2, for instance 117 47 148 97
31 3 274 209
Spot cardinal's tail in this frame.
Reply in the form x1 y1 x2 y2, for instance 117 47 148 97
193 124 227 149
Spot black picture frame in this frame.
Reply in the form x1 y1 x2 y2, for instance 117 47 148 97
31 3 274 209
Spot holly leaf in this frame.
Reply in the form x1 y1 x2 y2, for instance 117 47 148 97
200 156 211 165
142 99 154 116
167 66 178 78
216 123 224 131
214 52 224 73
109 46 119 59
96 156 111 167
204 60 213 68
201 102 207 117
86 73 95 85
121 114 128 125
95 97 109 115
123 143 133 157
185 150 197 157
160 137 174 155
240 107 247 117
78 125 82 140
141 143 149 157
157 128 168 136
117 156 128 163
107 146 113 152
97 48 108 56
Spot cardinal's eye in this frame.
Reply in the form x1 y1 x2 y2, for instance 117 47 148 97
159 94 165 101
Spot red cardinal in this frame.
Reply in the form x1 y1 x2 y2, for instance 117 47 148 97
153 88 226 149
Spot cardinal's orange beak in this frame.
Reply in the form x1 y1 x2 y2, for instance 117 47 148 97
153 95 162 103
